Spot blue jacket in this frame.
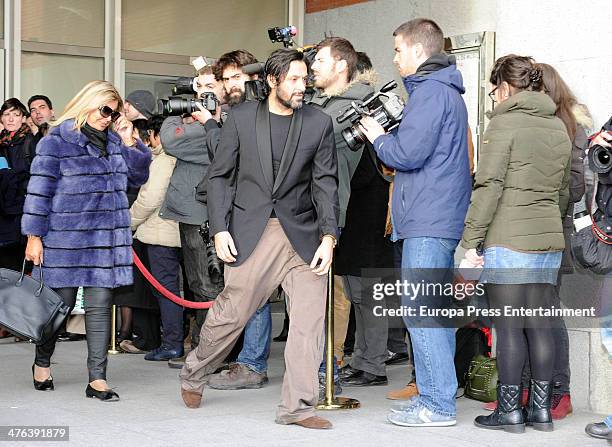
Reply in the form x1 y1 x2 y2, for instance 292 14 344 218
21 120 151 288
373 62 472 241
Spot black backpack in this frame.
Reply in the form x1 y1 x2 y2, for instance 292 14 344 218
454 327 490 388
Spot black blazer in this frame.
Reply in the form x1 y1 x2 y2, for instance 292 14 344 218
208 99 339 266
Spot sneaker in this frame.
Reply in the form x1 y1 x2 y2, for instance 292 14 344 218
387 380 419 400
390 397 420 413
551 393 573 420
207 363 268 390
387 404 456 427
318 379 343 400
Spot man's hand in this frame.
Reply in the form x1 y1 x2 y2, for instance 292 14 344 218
591 130 612 148
310 236 335 275
214 231 238 263
192 103 214 125
359 116 386 144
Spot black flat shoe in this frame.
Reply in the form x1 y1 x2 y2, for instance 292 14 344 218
341 371 388 387
385 352 410 365
338 365 361 380
86 384 120 402
32 364 54 391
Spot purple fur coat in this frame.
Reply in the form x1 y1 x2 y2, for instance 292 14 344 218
21 119 151 288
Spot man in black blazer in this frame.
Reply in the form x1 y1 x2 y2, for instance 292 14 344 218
179 49 340 430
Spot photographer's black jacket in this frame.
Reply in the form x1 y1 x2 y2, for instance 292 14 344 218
594 115 612 231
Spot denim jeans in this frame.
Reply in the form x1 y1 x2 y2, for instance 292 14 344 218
147 244 183 351
401 237 459 417
236 302 272 374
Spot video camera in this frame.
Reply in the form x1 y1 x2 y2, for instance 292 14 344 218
337 80 405 151
242 25 317 102
199 221 223 285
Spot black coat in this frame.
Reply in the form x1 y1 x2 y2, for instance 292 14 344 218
594 116 612 230
0 132 36 246
335 145 393 276
208 99 339 266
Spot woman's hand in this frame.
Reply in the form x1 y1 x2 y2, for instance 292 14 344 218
591 130 612 148
114 114 136 146
25 236 43 265
464 248 484 267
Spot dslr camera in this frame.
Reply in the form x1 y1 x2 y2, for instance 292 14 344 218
158 92 218 116
588 144 612 174
337 80 405 151
199 221 223 285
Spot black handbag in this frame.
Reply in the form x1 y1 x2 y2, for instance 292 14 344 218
0 260 70 345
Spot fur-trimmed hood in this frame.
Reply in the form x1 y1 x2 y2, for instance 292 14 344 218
572 103 593 131
314 69 379 99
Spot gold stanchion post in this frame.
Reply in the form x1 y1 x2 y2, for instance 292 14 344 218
316 266 360 410
108 304 120 354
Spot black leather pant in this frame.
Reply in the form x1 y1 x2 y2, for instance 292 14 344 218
35 287 112 382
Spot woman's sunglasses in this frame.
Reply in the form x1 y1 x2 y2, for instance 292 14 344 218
98 105 121 122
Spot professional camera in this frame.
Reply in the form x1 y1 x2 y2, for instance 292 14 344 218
199 221 223 285
337 80 405 151
588 144 612 174
268 25 297 47
158 92 218 116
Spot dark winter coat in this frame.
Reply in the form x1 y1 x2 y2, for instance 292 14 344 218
21 119 152 288
335 144 393 276
461 91 571 252
0 132 36 246
372 56 472 241
309 73 375 227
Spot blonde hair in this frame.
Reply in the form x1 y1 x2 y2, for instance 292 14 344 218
52 80 123 130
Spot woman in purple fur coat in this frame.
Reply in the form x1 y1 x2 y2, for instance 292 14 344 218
21 80 152 401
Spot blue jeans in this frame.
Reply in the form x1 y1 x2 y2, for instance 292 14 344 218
401 237 459 417
147 244 183 351
236 302 272 374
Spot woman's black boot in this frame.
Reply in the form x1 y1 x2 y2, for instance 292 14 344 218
525 379 553 431
474 383 525 433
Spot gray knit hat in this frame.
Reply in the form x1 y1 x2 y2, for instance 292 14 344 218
126 90 156 119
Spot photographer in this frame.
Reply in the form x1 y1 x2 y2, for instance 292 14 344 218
359 18 472 427
309 39 394 389
193 50 275 391
157 67 224 362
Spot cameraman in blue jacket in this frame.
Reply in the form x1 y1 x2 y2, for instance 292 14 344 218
360 18 471 427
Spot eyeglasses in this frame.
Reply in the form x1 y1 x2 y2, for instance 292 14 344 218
488 87 499 104
98 105 121 122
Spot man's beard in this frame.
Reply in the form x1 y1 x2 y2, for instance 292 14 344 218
226 88 246 106
276 89 304 110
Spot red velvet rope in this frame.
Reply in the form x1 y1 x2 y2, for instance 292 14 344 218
132 249 214 309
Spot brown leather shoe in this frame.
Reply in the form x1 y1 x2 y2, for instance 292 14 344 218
181 387 202 409
292 416 333 430
386 381 419 400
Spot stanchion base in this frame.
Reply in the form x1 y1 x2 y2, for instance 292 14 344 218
316 396 360 410
107 349 120 355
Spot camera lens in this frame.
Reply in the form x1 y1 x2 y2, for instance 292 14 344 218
172 77 196 95
342 126 366 151
589 145 612 174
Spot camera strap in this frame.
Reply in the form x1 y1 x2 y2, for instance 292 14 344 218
588 181 612 245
